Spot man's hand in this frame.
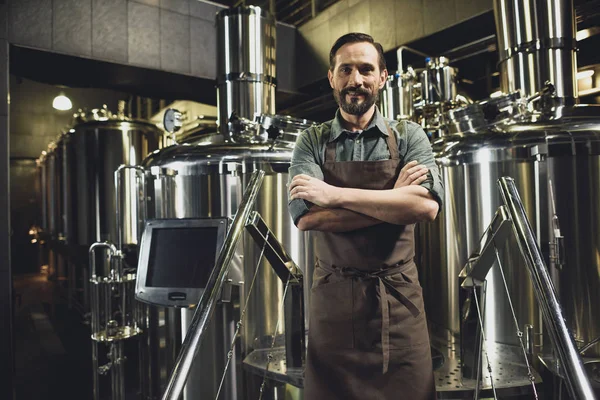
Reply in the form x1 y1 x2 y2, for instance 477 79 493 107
289 174 341 208
394 161 429 189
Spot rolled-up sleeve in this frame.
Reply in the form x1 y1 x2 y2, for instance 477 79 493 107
288 127 325 225
403 122 444 209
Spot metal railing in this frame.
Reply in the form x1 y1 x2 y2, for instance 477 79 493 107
498 177 595 399
161 170 265 400
462 176 595 399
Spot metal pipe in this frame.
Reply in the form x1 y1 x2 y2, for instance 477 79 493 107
161 169 266 400
498 177 595 399
395 46 430 73
115 164 147 254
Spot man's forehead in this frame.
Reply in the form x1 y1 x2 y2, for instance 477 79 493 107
333 42 378 65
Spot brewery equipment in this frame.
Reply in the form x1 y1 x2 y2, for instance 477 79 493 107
379 68 417 121
68 106 165 254
217 6 276 139
415 0 600 396
93 6 317 400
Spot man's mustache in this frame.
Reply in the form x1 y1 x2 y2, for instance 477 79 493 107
341 87 370 97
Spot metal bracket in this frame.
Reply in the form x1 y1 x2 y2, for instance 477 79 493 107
245 211 305 370
460 205 512 287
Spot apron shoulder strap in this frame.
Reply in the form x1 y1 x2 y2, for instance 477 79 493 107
384 121 399 160
325 138 337 162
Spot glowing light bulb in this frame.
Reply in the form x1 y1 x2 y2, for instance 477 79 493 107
52 94 72 111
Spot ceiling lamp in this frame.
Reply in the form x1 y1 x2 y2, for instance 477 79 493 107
52 93 72 111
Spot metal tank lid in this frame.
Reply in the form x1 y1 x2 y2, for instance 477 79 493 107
435 105 600 165
142 141 295 171
71 104 163 131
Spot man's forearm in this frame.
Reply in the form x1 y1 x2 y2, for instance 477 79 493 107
337 185 439 225
296 205 382 232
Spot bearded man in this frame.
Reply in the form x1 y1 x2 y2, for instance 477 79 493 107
288 33 443 400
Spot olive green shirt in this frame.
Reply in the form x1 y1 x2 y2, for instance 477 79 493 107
288 108 444 225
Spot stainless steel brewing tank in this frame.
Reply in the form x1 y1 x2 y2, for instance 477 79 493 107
380 71 416 121
417 106 600 357
420 57 457 106
140 141 313 398
68 112 164 249
217 6 276 138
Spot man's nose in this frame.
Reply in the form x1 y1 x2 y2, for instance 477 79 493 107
348 69 363 86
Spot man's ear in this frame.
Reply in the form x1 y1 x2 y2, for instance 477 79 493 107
328 69 334 89
379 69 388 89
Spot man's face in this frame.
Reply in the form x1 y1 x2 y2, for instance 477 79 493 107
328 42 388 116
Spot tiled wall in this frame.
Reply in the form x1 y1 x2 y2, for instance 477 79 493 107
8 0 225 79
297 0 493 87
6 0 297 92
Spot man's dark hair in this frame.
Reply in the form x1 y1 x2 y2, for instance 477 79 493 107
329 33 387 72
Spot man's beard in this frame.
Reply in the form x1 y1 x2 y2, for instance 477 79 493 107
334 86 379 116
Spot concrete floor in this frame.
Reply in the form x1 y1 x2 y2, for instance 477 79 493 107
13 272 92 399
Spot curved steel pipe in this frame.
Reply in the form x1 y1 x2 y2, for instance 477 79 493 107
161 169 265 400
498 177 595 399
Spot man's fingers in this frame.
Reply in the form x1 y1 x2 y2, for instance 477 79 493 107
289 175 311 191
400 160 418 172
293 174 312 182
409 167 428 180
289 185 304 196
406 164 427 175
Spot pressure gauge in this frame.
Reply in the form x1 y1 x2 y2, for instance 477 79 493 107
163 108 183 133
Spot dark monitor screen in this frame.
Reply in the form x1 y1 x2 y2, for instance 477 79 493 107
146 227 218 289
135 217 228 307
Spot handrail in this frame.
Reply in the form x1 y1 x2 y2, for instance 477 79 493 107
161 169 265 400
498 176 595 399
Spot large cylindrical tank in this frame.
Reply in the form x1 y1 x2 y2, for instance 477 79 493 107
139 138 313 399
494 0 577 105
418 105 600 358
67 108 165 253
217 6 276 138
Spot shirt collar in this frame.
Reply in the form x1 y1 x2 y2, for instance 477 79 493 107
329 107 389 143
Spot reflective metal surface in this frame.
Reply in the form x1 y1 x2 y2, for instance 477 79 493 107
217 6 276 138
418 109 600 363
420 57 457 106
68 113 164 249
447 103 487 136
494 0 542 99
218 81 276 140
498 177 595 399
139 139 314 399
380 69 417 121
538 0 577 102
494 0 577 105
162 170 265 400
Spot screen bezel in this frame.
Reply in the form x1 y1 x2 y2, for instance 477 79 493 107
135 217 228 307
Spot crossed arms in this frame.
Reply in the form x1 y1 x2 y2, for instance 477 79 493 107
289 161 440 232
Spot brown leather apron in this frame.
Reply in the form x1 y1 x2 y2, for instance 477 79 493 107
304 123 437 400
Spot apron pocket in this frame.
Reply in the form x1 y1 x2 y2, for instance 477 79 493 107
387 279 429 349
309 279 354 349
